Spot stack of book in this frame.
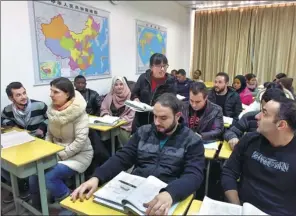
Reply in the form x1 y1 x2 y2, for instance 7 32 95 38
89 115 120 127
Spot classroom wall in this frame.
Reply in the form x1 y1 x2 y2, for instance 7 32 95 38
1 1 191 108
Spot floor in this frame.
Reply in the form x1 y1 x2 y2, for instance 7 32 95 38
1 188 63 216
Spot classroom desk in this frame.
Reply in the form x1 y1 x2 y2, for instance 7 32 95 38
204 81 214 89
187 200 202 215
218 141 232 159
60 190 194 215
88 116 127 155
1 129 64 215
204 141 221 196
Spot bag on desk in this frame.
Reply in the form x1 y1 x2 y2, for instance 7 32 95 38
93 171 179 215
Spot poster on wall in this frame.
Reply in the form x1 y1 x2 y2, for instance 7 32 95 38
136 20 167 74
28 1 111 85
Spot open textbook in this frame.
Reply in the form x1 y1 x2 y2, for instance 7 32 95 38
1 130 35 149
89 115 120 126
93 171 179 215
198 196 268 215
176 94 186 101
124 100 153 112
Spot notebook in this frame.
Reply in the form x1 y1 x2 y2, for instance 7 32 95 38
223 116 233 125
1 130 35 149
124 100 153 112
176 94 186 101
89 115 120 126
93 171 179 215
198 196 268 215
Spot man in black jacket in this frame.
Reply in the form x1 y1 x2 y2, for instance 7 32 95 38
175 69 193 101
182 82 224 140
131 53 176 132
71 93 205 215
208 72 242 123
221 97 296 215
224 88 286 149
74 75 103 116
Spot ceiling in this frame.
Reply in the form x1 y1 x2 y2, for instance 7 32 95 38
177 1 295 10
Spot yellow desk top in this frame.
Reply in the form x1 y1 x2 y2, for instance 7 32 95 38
1 131 64 166
224 123 231 128
187 200 202 215
88 115 127 132
218 141 232 159
204 81 214 88
61 190 194 216
204 141 220 159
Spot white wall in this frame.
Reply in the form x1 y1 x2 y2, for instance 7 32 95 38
1 1 191 108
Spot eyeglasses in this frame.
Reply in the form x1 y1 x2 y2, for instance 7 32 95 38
153 64 169 70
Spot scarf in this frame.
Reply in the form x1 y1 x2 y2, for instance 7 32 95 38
111 76 131 109
233 75 247 94
12 99 32 128
54 98 75 111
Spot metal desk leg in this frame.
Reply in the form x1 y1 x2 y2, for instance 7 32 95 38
10 172 21 214
36 160 49 215
110 130 115 155
205 160 211 196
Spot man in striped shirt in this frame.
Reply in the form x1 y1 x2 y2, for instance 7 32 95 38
1 82 48 138
1 82 48 204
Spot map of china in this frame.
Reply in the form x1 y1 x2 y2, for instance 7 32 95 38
41 15 100 71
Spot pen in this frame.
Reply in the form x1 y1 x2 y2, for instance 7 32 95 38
119 180 137 188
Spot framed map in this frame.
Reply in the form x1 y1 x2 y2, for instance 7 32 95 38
28 1 111 85
136 20 167 74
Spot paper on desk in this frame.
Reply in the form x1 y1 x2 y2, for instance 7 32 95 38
1 130 35 148
223 116 233 125
203 142 219 150
176 94 186 101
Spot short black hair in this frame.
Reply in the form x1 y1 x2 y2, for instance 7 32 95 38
50 77 75 101
275 73 287 80
176 69 186 76
273 97 296 131
190 82 208 98
6 82 24 97
149 53 168 67
266 82 283 90
74 75 86 82
155 93 182 115
261 88 286 103
216 72 229 83
245 73 256 81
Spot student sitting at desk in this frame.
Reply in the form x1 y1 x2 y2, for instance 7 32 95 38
71 93 205 216
208 72 242 123
221 97 296 215
100 76 135 145
74 75 103 116
224 88 286 149
232 75 253 106
182 82 224 140
1 81 48 203
29 77 93 211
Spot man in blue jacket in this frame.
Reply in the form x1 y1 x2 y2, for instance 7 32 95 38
71 93 205 215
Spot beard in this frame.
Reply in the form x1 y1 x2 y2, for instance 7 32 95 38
156 119 178 139
215 86 226 94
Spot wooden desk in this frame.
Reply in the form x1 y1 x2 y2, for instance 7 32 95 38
204 81 214 88
218 141 232 159
61 191 194 215
224 123 231 128
1 129 64 215
187 200 202 215
89 116 127 155
204 141 221 196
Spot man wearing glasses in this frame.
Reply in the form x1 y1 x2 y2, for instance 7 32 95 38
131 53 176 132
221 97 296 215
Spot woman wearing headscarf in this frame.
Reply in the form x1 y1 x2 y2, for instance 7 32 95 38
100 76 135 145
232 75 253 105
245 73 258 97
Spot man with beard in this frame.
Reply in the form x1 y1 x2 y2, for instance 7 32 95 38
208 72 242 123
1 82 48 203
175 69 193 101
70 93 205 216
74 75 103 116
221 97 296 215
